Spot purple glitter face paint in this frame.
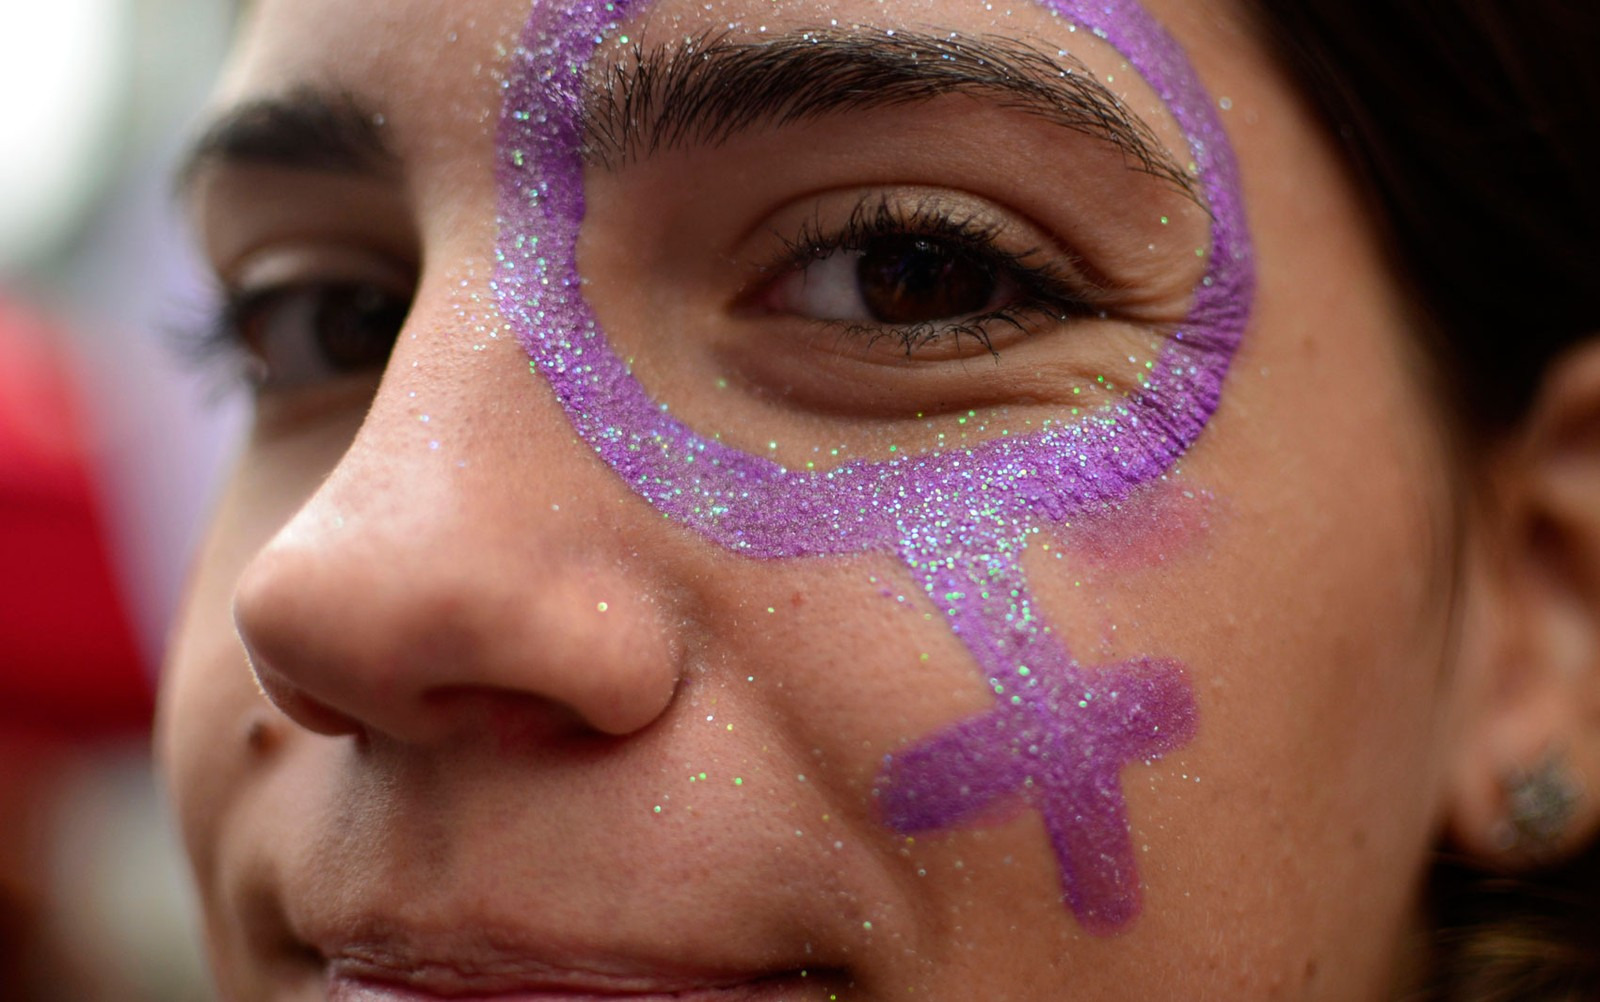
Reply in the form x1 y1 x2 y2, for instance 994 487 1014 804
496 0 1252 935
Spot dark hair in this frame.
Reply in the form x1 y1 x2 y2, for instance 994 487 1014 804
1247 0 1600 433
1245 2 1600 997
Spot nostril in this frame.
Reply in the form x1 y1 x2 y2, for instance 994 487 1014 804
246 651 368 739
421 687 598 748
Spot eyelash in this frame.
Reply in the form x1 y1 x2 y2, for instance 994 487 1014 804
765 194 1106 357
169 287 271 389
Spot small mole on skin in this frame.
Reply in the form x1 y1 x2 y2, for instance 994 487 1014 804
244 711 282 756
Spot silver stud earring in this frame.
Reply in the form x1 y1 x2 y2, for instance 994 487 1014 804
1497 750 1583 856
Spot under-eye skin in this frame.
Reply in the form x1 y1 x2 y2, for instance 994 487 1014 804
749 193 1111 360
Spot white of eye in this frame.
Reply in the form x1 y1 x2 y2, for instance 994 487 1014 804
253 291 346 387
767 249 875 323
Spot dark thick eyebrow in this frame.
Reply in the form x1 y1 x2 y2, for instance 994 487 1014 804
176 86 397 194
583 28 1196 199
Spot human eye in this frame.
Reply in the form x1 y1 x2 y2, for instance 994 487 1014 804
751 192 1104 362
581 153 1202 460
187 250 414 394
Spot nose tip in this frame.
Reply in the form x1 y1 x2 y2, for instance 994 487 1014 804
232 498 684 747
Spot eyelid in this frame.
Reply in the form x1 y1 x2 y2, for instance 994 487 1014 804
223 242 416 299
193 162 419 289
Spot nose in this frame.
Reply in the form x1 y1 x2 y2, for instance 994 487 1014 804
232 331 684 747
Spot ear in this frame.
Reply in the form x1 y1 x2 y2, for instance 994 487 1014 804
1447 338 1600 868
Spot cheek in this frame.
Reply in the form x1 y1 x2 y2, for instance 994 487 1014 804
158 599 270 993
160 524 258 862
156 447 348 941
1074 315 1458 986
1056 480 1215 575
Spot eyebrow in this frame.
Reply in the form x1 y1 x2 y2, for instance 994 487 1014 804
583 28 1195 199
176 86 397 194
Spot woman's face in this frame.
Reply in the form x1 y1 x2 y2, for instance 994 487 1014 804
161 0 1470 997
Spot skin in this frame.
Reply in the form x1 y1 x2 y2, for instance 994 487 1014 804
159 0 1600 998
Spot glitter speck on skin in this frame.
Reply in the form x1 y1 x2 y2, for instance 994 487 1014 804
596 601 608 612
495 0 1252 935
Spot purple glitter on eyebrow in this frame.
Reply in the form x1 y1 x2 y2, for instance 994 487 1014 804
495 0 1252 934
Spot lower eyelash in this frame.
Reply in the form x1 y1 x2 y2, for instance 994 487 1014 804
841 302 1071 359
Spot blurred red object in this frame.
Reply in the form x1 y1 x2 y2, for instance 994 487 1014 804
0 296 152 740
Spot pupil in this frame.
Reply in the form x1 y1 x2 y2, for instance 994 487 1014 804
316 284 407 371
856 235 995 324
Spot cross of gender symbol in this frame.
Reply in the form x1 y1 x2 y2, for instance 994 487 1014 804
495 0 1253 934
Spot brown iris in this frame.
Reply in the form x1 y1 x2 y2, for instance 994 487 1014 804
303 283 408 372
240 282 407 376
856 235 998 324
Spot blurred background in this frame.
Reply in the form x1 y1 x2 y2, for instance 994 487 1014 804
2 1 243 997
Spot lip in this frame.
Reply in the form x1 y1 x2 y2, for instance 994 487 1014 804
328 969 824 1001
315 930 842 1002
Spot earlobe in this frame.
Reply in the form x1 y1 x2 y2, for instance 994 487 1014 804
1447 337 1600 868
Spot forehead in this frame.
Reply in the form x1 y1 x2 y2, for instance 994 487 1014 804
217 0 512 199
219 0 1241 162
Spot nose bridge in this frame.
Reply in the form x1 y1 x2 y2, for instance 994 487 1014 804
233 326 684 746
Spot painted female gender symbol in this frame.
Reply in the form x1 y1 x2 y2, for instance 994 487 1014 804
495 0 1253 934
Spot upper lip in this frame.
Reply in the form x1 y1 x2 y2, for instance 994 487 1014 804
247 740 889 998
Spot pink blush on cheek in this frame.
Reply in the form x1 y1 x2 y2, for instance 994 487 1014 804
1057 483 1214 572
